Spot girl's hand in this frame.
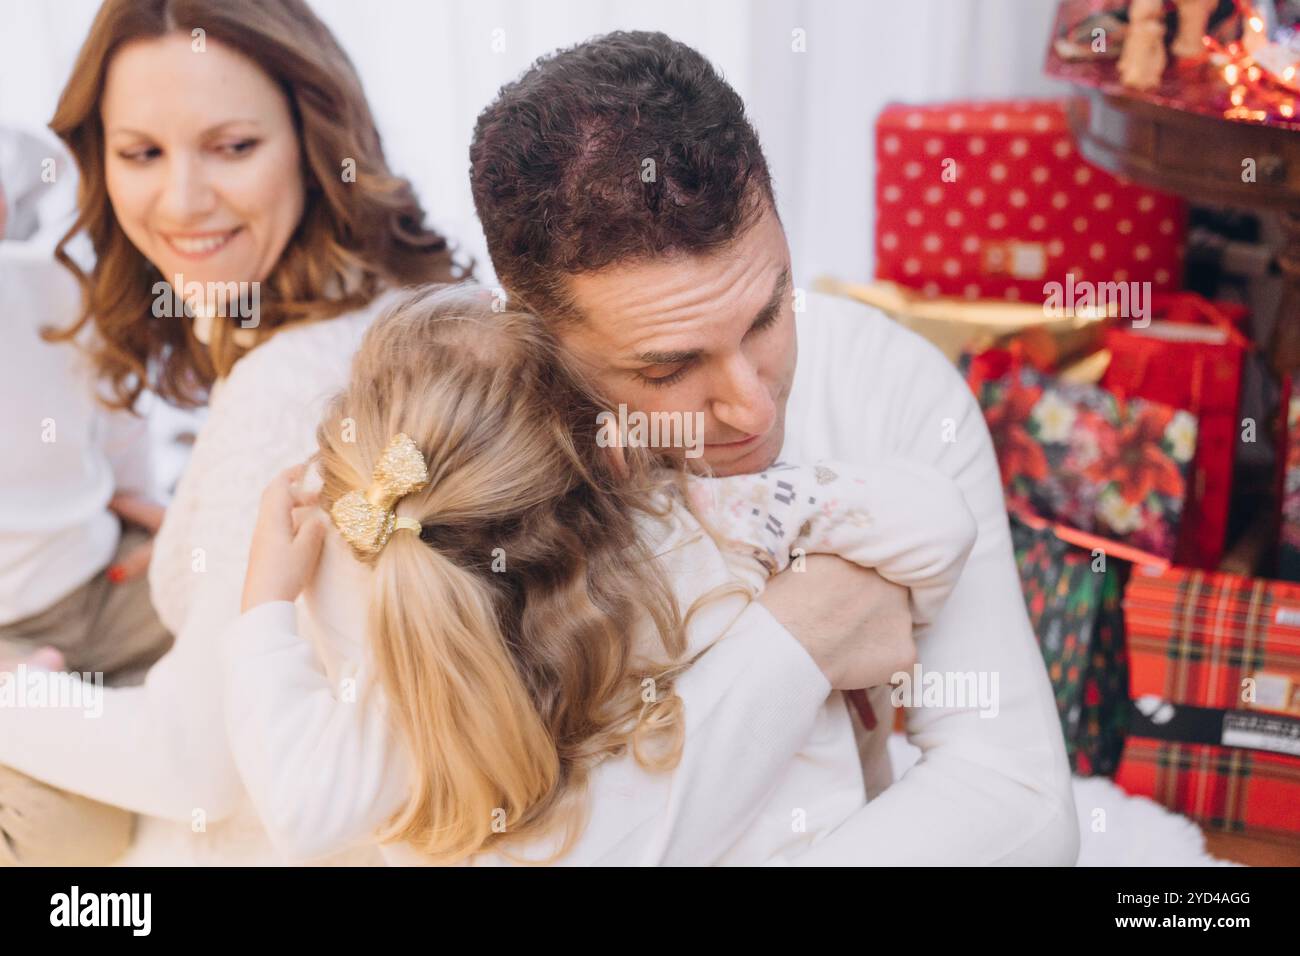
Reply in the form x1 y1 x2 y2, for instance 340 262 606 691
241 464 327 614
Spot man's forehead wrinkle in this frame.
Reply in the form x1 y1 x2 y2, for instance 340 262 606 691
639 254 754 316
619 307 710 361
584 269 724 342
572 216 786 359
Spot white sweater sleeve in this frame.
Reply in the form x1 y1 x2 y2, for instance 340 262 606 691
639 459 973 866
772 303 1079 866
639 599 833 865
0 626 236 821
0 352 319 822
219 600 409 864
795 459 975 626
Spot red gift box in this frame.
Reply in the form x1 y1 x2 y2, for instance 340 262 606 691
1116 566 1300 841
874 99 1187 303
1102 295 1250 570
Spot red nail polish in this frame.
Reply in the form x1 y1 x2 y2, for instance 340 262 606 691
107 566 125 584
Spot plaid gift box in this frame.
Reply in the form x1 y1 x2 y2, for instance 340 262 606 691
874 99 1186 302
1115 566 1300 840
1010 511 1130 776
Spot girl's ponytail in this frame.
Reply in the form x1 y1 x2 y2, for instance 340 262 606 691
316 285 689 862
369 531 559 863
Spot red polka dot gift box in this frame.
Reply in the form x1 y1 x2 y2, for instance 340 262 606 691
874 100 1187 304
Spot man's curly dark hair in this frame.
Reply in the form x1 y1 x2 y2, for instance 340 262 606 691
469 30 776 321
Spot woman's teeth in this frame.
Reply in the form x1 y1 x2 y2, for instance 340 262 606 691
169 231 237 254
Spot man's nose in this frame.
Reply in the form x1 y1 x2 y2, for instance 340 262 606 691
159 153 216 222
710 353 775 437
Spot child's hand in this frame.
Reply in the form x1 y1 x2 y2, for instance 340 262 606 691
0 647 65 674
241 464 327 614
106 493 166 583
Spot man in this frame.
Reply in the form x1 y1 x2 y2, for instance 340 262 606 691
469 32 1078 864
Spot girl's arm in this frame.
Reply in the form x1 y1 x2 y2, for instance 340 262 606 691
220 600 408 863
220 468 408 863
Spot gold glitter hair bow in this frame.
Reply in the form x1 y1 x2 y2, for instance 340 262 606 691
330 433 431 556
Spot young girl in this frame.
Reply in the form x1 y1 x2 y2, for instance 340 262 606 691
222 284 978 865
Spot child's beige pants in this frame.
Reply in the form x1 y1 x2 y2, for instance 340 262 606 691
0 527 173 865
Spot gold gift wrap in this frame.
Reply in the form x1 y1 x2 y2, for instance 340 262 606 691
815 277 1113 367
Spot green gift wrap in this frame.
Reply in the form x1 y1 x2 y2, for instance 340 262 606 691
1009 513 1131 776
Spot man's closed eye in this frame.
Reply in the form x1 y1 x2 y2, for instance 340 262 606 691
636 364 691 388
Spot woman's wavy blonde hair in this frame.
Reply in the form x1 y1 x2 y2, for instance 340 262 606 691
316 284 693 864
46 0 464 409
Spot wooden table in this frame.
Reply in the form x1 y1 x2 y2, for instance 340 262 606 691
1066 90 1300 379
1204 829 1300 866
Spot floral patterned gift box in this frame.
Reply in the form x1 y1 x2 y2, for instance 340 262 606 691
963 348 1198 560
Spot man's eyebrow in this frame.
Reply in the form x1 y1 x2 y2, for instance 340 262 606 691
748 266 791 332
633 267 791 366
636 346 701 365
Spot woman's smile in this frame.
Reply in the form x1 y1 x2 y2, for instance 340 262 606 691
161 226 244 261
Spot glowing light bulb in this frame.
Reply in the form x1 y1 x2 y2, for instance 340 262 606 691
1282 102 1296 118
1226 63 1240 84
1231 85 1247 106
1250 16 1265 33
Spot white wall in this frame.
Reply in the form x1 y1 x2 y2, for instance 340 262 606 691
0 0 1067 289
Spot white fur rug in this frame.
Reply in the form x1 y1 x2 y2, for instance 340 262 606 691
887 733 1237 866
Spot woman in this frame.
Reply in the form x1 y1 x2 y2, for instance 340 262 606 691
0 0 460 864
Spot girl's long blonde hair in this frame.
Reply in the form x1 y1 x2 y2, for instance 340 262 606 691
316 284 689 863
